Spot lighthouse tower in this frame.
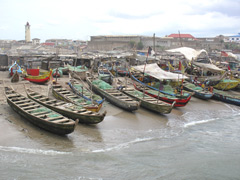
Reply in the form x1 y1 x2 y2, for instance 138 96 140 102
25 22 31 42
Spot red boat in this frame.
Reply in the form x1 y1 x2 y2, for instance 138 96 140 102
133 82 191 107
23 69 52 84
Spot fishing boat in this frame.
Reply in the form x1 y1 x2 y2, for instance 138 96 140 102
132 80 191 107
4 87 77 135
68 65 88 80
129 66 192 107
23 69 52 84
183 81 213 100
213 79 239 90
98 66 114 84
52 84 102 112
26 89 106 124
114 66 129 77
212 89 240 106
120 86 174 114
9 61 22 77
86 77 140 111
130 63 192 98
68 80 105 106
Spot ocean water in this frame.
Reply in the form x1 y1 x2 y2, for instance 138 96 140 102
0 97 240 180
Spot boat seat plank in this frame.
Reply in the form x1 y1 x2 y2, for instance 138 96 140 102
18 102 36 107
55 102 66 105
31 95 43 98
109 92 122 95
45 116 63 121
80 111 92 115
7 94 21 98
45 100 57 103
117 96 130 99
22 105 41 110
32 111 50 116
15 100 31 104
118 98 133 101
53 119 70 123
38 97 49 101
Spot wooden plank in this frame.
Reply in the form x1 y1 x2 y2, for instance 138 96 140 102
31 111 50 116
53 118 70 123
18 102 36 107
31 95 42 98
7 94 21 98
38 97 49 101
45 116 63 121
22 105 41 110
55 102 66 105
45 100 57 103
80 111 92 115
15 100 31 104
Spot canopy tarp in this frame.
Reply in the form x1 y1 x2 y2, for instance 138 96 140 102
193 62 224 72
166 47 207 61
132 63 188 80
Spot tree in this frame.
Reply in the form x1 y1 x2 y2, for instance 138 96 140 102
129 41 135 49
137 41 143 50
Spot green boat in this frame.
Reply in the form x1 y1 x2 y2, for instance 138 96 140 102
4 87 77 135
26 88 106 124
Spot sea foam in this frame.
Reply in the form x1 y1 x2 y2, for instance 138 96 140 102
0 146 71 155
183 118 219 128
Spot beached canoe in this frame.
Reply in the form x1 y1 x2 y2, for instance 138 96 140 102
133 81 191 107
98 66 114 84
130 74 191 107
212 89 240 106
68 80 105 106
52 84 102 112
26 89 106 124
183 82 213 100
86 77 140 111
4 87 77 135
213 79 239 90
120 86 174 114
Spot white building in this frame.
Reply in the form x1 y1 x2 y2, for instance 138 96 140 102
32 38 40 45
228 33 240 43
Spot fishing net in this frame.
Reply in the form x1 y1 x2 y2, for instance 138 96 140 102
92 80 113 90
31 107 51 114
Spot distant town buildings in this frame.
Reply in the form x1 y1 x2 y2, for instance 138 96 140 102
228 33 240 43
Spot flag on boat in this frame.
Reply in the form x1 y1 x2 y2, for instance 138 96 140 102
148 46 155 56
221 51 229 57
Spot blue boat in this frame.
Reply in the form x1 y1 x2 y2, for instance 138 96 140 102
183 82 213 100
213 89 240 106
9 61 22 76
68 81 105 106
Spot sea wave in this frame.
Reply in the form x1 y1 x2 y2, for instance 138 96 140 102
92 137 154 153
183 118 219 128
0 146 71 155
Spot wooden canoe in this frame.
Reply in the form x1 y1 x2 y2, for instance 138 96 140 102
52 84 102 112
98 66 114 84
213 79 239 90
4 87 77 135
183 82 213 100
212 89 240 106
26 89 106 124
121 86 174 114
23 70 52 84
133 81 191 107
68 80 105 106
86 77 140 111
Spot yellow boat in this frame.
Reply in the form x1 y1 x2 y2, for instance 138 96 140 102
213 79 239 90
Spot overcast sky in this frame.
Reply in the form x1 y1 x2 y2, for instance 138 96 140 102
0 0 240 41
